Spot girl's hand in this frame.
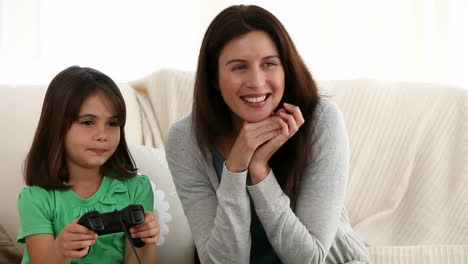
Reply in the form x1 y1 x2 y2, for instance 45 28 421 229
55 218 98 259
225 116 283 173
129 211 160 245
249 103 305 184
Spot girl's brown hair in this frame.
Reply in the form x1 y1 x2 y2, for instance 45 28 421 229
24 66 137 190
193 5 320 205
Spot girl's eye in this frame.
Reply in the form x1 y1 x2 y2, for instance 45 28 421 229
80 120 94 126
108 121 120 127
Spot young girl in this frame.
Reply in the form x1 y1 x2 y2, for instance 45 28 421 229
17 66 160 264
165 5 370 264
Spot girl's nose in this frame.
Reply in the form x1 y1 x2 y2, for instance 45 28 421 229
94 126 108 142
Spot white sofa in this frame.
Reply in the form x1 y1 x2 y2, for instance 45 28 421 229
1 69 468 263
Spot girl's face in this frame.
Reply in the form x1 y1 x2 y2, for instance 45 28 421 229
65 91 121 173
217 30 285 129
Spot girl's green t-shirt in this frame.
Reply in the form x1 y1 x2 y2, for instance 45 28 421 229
17 173 154 264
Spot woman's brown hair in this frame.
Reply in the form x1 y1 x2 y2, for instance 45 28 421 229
193 5 320 205
24 66 137 190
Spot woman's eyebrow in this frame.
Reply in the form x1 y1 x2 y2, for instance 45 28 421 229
263 55 280 60
224 55 280 66
225 59 246 66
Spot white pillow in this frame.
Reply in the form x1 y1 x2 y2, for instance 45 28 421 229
128 144 195 264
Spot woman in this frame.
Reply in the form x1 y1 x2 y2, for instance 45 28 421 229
165 5 370 264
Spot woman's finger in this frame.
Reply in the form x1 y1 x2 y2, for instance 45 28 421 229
256 129 282 142
245 117 282 135
283 103 305 126
279 112 298 134
275 108 287 115
261 119 289 152
278 118 289 140
241 117 282 149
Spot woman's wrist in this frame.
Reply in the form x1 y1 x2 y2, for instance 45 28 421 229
225 145 253 173
225 158 248 173
249 162 270 185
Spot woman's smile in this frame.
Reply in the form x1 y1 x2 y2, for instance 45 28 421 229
240 93 271 107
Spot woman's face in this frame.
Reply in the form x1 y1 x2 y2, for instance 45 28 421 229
217 30 285 128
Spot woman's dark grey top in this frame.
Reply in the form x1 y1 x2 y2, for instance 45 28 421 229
165 98 370 264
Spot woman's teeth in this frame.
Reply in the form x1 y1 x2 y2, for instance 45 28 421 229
243 95 267 103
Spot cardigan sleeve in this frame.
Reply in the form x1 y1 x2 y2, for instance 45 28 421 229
247 100 349 264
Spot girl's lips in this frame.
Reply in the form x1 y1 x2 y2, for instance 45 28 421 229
88 148 108 155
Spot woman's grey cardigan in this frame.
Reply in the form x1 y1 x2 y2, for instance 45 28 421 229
165 98 370 264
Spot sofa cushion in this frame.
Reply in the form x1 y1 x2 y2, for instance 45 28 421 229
0 224 21 264
128 144 195 264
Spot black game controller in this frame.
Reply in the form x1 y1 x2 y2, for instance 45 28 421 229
78 204 146 249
